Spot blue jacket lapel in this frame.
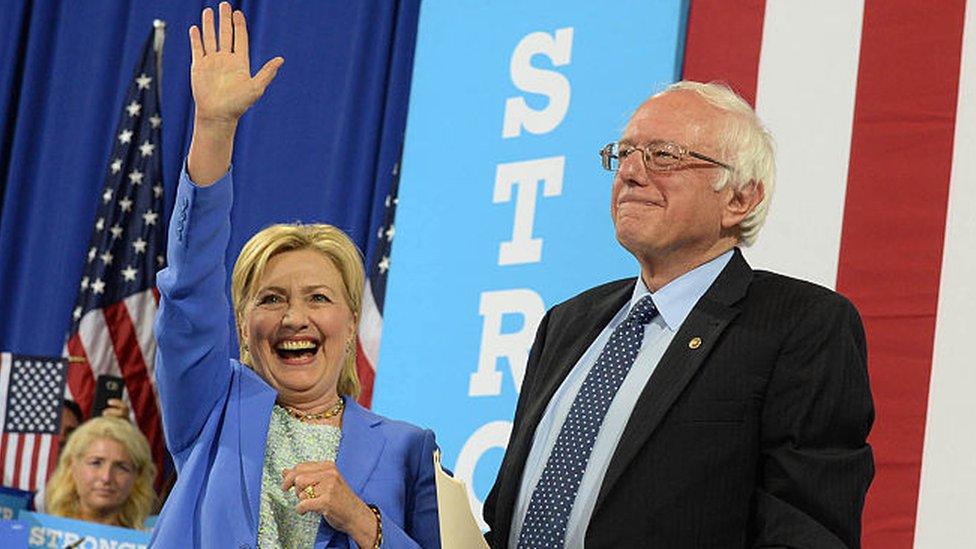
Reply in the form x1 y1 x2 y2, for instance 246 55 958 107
316 396 386 547
236 363 277 537
336 397 386 491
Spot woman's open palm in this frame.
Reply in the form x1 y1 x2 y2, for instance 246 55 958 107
189 2 282 124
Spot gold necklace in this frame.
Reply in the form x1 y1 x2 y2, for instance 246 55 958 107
284 399 344 423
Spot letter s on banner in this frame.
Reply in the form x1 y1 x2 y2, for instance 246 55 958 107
502 28 574 138
455 421 512 531
29 526 44 546
469 289 545 396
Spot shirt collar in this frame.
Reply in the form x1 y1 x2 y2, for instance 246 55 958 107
629 249 734 331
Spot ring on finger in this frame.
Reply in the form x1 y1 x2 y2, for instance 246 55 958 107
303 485 316 499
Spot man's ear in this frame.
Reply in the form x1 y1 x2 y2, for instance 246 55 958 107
722 180 764 230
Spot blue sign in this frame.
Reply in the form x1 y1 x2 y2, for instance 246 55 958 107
375 0 689 527
18 512 150 548
0 519 29 547
0 487 33 521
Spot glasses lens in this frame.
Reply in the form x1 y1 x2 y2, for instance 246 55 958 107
600 143 618 171
647 142 681 169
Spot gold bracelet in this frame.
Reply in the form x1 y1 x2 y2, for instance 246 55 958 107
367 504 383 548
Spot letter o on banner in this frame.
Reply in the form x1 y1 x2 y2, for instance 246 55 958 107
455 421 512 530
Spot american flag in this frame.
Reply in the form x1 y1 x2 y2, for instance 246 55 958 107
0 353 68 492
355 160 400 408
63 22 167 488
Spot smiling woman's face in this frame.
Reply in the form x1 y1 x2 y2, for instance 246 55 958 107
242 248 355 409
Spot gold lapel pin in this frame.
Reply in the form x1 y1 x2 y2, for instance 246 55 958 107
688 337 702 349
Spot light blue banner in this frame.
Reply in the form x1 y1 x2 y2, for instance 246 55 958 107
18 512 150 548
375 0 688 526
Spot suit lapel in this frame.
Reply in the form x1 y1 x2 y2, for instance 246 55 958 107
595 249 753 510
517 282 634 449
237 364 277 535
335 397 385 491
316 396 385 547
496 280 633 541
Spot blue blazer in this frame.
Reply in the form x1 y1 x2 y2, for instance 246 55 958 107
150 169 440 548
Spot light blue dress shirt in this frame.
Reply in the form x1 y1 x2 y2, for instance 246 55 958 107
508 250 734 548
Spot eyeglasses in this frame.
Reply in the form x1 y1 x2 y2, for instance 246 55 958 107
599 141 734 172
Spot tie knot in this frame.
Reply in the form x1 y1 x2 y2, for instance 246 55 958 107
626 295 657 326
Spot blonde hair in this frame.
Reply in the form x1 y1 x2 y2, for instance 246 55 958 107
45 417 156 529
657 81 776 245
231 223 365 398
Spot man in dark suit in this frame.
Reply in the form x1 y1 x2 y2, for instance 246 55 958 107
483 82 874 548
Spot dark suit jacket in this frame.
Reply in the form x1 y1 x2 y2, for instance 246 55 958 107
484 249 874 548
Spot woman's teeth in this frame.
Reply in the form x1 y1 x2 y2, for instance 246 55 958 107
277 340 316 351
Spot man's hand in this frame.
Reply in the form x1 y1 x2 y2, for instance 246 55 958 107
189 2 282 125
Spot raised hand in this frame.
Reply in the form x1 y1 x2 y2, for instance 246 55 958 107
102 398 131 420
189 2 282 124
186 2 283 185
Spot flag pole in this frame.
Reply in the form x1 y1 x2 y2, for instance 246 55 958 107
153 19 165 89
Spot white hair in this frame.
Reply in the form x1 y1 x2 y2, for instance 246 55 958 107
657 81 775 245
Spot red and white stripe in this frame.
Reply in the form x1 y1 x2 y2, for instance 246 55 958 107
356 280 383 407
64 288 166 489
685 1 974 547
915 0 976 545
0 433 53 492
0 352 58 491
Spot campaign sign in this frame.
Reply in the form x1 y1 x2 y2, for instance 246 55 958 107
0 486 33 520
0 519 30 547
375 0 689 526
18 512 149 548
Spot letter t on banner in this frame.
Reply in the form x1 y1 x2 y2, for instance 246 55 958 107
494 157 565 266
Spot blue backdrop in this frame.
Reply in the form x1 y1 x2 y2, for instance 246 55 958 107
375 0 689 527
0 1 419 359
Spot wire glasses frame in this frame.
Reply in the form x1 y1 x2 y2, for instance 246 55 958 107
599 141 734 173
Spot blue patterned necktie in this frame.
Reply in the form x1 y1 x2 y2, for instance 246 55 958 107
517 294 658 549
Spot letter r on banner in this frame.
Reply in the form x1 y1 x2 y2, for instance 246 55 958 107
494 156 564 265
469 289 545 396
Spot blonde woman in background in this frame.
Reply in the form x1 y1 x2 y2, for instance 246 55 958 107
45 416 156 529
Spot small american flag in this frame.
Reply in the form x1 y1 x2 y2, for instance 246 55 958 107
0 353 68 492
63 22 167 488
356 160 400 407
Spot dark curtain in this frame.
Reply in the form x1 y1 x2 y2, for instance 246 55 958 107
0 0 420 356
